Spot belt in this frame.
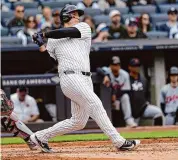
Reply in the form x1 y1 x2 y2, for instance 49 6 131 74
165 112 176 116
64 70 92 76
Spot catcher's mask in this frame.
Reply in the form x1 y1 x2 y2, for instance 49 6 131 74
60 4 84 23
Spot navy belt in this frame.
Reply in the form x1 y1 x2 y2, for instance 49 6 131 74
64 70 92 76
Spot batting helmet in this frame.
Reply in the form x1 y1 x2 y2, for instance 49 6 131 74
60 4 84 23
169 66 178 75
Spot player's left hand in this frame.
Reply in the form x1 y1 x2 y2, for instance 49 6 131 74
32 32 45 47
103 75 110 87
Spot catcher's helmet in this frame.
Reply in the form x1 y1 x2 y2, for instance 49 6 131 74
60 4 84 23
169 66 178 75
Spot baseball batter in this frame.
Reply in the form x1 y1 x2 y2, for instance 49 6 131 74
160 66 178 125
31 4 140 153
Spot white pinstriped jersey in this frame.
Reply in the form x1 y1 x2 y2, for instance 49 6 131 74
46 22 91 73
36 23 126 147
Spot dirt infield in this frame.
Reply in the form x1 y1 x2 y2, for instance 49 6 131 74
1 126 178 160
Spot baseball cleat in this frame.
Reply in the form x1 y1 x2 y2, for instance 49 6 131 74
26 138 38 150
30 134 53 153
118 140 140 151
126 118 138 128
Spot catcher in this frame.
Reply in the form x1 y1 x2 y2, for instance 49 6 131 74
0 89 37 150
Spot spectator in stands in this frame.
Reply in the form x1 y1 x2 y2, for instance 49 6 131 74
51 9 61 30
7 5 25 28
119 17 147 39
10 86 42 123
97 56 137 128
82 15 96 35
98 0 126 11
93 23 109 42
77 0 99 9
128 58 163 126
17 16 38 46
159 8 178 39
108 10 125 39
39 7 52 29
138 13 152 33
159 8 177 30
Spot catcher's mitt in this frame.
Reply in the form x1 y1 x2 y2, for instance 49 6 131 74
0 89 14 116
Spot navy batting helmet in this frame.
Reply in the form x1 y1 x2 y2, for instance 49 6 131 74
169 66 178 75
60 4 84 23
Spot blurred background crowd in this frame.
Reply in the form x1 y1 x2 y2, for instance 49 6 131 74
1 0 178 46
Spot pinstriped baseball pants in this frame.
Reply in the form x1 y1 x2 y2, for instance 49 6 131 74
35 74 125 147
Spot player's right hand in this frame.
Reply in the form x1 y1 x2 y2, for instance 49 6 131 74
103 76 110 87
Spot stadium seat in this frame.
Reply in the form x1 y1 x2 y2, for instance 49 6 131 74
1 37 22 45
70 0 82 5
52 8 63 12
146 31 168 38
155 21 167 31
132 5 157 14
159 4 178 13
105 7 129 15
84 8 102 17
2 18 11 27
42 1 72 8
1 11 14 19
25 9 41 17
1 28 9 36
122 14 140 22
154 0 167 4
27 36 33 44
1 11 14 27
151 13 168 27
93 15 111 26
14 2 39 9
10 27 24 36
3 2 12 9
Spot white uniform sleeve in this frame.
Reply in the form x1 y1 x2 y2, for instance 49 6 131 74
122 71 131 90
30 97 40 116
46 39 57 60
74 22 91 39
101 66 110 75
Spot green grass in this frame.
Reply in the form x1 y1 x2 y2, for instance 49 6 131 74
1 130 178 145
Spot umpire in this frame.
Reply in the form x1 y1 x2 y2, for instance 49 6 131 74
128 58 163 125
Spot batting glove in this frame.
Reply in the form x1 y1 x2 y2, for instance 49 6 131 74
32 32 45 47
